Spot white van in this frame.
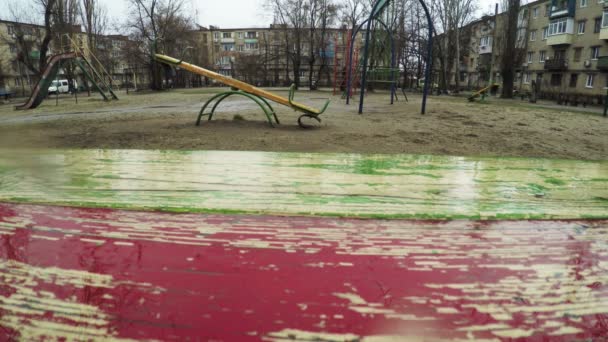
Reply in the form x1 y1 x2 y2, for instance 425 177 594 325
48 79 70 94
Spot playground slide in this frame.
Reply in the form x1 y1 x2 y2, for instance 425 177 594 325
16 52 79 110
154 54 329 116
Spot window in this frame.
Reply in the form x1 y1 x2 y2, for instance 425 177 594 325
222 43 234 51
578 21 585 34
603 11 608 28
551 74 562 86
237 32 243 39
569 74 578 87
549 18 568 35
542 27 549 39
245 43 258 50
533 7 539 18
530 30 537 41
246 31 257 39
527 51 534 63
480 36 490 46
9 43 16 53
581 0 588 6
214 32 220 39
574 47 583 62
595 17 602 33
586 74 595 88
7 25 14 35
545 4 550 16
236 45 244 51
524 72 531 84
220 56 231 64
222 32 232 39
539 50 546 62
591 46 600 59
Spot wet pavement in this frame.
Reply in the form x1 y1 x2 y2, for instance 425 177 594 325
1 203 607 340
0 149 607 340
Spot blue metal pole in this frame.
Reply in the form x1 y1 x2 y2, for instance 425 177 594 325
358 15 374 114
346 21 368 105
372 18 396 105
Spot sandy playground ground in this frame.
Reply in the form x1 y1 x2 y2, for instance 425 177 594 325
0 88 606 160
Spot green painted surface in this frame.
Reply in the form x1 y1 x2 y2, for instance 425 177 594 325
0 149 606 220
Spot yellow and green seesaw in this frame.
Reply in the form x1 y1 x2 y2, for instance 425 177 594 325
155 54 330 128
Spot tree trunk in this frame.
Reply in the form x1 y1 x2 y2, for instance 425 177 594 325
454 27 461 93
501 0 520 99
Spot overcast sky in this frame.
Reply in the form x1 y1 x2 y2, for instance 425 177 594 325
0 0 273 29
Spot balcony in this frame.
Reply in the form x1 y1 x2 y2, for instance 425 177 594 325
479 45 492 55
544 58 568 71
549 0 575 18
598 56 608 71
601 27 608 40
546 33 573 45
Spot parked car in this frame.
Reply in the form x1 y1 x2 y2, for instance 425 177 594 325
0 87 15 100
48 79 70 94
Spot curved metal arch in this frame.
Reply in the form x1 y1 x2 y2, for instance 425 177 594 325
345 0 435 115
345 17 396 106
197 91 279 127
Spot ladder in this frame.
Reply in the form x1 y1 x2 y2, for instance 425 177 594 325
65 35 118 100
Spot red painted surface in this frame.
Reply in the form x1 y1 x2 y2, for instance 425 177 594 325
0 203 607 340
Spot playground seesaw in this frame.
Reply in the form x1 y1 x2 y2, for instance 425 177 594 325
155 54 330 128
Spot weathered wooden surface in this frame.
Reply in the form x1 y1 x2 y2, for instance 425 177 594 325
0 203 607 340
0 149 606 219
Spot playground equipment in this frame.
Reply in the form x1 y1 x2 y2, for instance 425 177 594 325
604 89 607 117
468 84 499 102
346 0 434 114
16 38 118 110
154 54 330 128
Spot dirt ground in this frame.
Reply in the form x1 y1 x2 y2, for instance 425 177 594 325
0 88 606 160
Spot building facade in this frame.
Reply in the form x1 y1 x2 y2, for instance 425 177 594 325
0 19 131 95
0 19 375 93
439 0 608 101
200 25 361 87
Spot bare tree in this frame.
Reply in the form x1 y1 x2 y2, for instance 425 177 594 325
80 0 108 52
7 0 58 76
432 0 477 93
306 0 320 90
497 0 523 98
52 0 81 88
126 0 194 89
234 53 265 85
267 0 307 89
339 0 370 32
315 0 338 87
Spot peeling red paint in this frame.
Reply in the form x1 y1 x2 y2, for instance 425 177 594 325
0 203 607 340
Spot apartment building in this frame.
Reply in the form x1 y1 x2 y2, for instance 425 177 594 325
439 0 608 101
0 20 47 93
202 25 359 87
0 19 132 95
525 0 607 100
